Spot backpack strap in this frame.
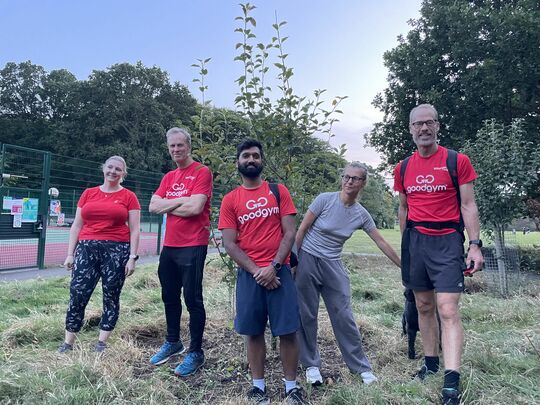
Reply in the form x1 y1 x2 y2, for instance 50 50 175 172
400 156 412 194
446 149 464 236
269 182 281 208
268 182 299 267
446 149 460 204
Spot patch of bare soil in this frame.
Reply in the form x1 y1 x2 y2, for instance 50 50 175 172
120 316 354 404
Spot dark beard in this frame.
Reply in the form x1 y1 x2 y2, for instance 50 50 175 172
238 163 263 178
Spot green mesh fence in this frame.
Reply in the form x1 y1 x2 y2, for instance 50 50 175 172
1 144 165 270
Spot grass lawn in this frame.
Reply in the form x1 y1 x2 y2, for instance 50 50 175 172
344 228 402 254
1 255 539 404
344 229 540 255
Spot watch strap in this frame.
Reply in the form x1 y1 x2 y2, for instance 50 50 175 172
468 239 482 248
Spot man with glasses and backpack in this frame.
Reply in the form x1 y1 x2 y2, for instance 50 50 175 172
394 104 484 405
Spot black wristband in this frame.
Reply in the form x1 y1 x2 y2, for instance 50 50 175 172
468 240 482 248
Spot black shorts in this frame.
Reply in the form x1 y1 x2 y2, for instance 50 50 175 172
401 228 465 293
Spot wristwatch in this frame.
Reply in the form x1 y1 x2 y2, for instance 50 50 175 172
468 240 483 248
271 260 282 271
129 254 140 261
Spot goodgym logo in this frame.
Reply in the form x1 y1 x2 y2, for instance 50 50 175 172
416 175 434 184
246 197 268 210
166 183 188 197
407 174 447 193
238 196 279 224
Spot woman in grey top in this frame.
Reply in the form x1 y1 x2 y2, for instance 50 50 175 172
295 161 400 386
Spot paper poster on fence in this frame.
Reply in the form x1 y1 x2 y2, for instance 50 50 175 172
13 214 22 228
3 196 13 210
10 199 23 215
50 199 61 216
21 198 38 223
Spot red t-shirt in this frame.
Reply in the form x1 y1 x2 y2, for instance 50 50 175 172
154 161 212 247
77 186 141 242
218 181 297 267
393 146 477 235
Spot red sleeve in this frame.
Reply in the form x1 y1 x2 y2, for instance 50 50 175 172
191 165 213 197
154 172 170 198
127 190 141 210
278 184 297 216
457 153 477 185
218 193 238 230
393 162 405 193
77 189 89 208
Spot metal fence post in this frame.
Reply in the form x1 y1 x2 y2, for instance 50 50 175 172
37 151 51 269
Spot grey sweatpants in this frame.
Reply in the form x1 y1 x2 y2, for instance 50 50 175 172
295 249 372 373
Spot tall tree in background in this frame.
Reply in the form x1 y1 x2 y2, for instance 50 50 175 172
57 62 197 172
0 61 55 150
366 0 540 169
462 119 540 295
0 61 198 172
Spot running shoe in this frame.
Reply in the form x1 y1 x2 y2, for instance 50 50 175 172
174 351 205 376
247 386 270 405
149 341 185 365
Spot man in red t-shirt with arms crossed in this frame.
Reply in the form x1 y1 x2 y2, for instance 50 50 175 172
148 127 212 377
219 139 306 404
394 104 484 405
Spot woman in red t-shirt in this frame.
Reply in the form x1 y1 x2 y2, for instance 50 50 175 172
58 156 141 353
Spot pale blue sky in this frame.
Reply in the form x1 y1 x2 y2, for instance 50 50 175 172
0 0 422 165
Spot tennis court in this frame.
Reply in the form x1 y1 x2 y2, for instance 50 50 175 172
0 227 159 270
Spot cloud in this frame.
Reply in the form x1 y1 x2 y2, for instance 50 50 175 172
329 122 382 167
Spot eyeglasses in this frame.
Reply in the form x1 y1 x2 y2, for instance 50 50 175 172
341 174 366 183
411 119 438 129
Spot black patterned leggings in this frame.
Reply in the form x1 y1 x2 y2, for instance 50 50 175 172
65 240 130 333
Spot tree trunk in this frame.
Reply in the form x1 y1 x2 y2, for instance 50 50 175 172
493 226 508 297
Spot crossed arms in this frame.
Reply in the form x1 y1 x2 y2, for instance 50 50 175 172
149 194 208 217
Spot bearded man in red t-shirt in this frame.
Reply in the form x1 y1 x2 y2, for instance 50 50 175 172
218 139 306 404
148 127 212 377
394 104 484 405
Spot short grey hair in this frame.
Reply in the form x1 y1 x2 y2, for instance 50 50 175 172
409 104 439 123
343 161 369 178
166 127 192 147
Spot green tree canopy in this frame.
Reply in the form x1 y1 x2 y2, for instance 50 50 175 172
462 118 540 295
361 167 396 229
0 61 198 172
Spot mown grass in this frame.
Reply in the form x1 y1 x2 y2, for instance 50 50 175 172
1 255 539 404
344 229 540 255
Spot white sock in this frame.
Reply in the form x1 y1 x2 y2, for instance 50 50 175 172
253 378 265 391
284 379 297 393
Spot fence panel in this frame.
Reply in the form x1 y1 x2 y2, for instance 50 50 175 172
1 144 164 271
43 153 164 267
0 144 49 270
